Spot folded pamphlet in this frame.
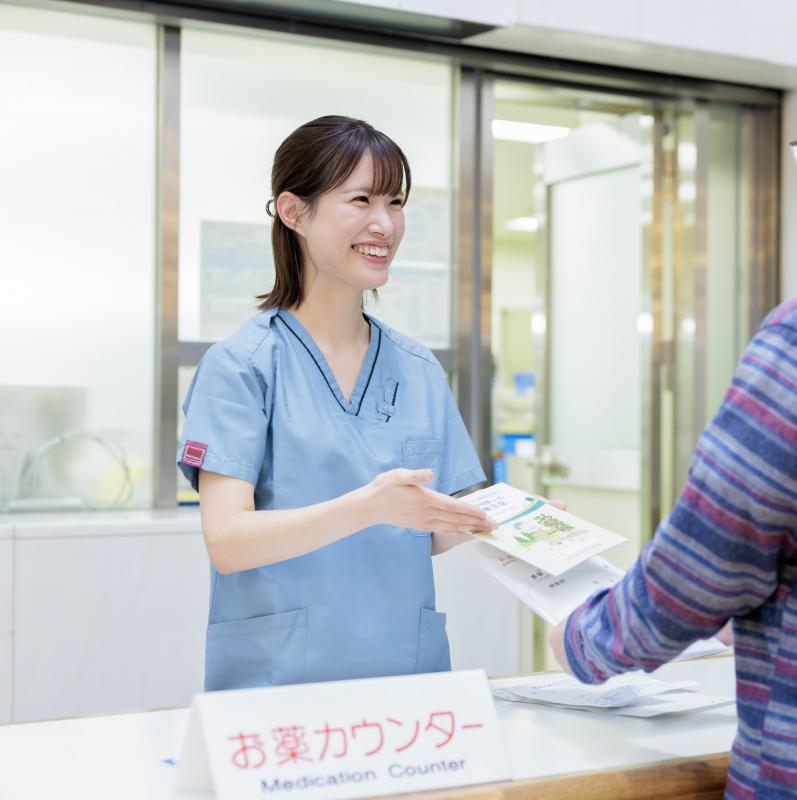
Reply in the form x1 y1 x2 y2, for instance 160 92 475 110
462 483 626 576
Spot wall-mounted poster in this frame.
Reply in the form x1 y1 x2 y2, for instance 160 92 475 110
200 220 274 340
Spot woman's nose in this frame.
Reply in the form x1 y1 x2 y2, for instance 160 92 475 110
367 203 393 236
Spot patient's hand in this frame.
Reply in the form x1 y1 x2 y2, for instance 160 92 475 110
548 618 574 675
716 620 733 646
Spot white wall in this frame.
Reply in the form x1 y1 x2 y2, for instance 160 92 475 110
366 0 797 89
0 512 519 724
510 0 797 81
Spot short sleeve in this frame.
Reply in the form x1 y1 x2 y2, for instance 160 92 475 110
438 378 486 496
177 342 269 491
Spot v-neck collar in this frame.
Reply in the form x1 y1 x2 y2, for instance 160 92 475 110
276 309 382 416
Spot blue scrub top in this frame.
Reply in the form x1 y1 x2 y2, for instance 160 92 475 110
178 308 485 691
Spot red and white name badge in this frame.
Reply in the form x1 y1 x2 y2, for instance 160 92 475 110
173 670 510 800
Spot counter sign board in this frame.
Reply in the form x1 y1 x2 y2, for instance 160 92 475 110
173 669 510 800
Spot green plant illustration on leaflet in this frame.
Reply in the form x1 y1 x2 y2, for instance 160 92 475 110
512 515 577 547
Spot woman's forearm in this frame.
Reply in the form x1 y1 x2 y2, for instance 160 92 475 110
199 468 491 573
203 485 375 574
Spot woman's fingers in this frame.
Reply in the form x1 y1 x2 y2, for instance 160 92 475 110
423 508 494 531
426 510 493 531
424 498 496 531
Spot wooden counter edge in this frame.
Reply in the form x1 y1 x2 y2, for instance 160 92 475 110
391 751 730 800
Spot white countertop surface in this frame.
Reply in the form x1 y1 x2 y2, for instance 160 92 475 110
0 508 201 538
0 655 736 800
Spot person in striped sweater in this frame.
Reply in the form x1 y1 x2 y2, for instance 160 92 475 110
549 297 797 799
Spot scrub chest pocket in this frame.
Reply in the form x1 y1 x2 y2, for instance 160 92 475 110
402 439 443 472
204 608 308 690
402 439 444 537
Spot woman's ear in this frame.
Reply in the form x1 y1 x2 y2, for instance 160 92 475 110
276 192 306 236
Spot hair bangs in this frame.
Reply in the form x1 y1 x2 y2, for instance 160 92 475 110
319 127 411 204
367 134 411 202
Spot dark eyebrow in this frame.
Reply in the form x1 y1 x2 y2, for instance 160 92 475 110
343 187 404 196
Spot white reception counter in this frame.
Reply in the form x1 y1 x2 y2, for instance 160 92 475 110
0 655 736 800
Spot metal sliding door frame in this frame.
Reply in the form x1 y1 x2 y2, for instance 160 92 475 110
154 25 181 509
692 103 711 439
455 68 493 473
749 107 781 331
641 109 667 542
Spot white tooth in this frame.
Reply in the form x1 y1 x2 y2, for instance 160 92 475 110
354 245 388 256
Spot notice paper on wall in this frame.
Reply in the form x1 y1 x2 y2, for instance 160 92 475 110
462 483 626 576
492 673 733 717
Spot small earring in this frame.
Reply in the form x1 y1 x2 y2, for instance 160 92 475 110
266 198 276 218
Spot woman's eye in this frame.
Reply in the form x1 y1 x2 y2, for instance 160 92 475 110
390 198 403 206
353 195 369 203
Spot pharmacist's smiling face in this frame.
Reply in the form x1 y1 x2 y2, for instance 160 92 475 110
298 153 406 294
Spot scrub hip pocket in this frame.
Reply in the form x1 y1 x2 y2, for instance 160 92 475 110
415 607 451 674
204 608 308 691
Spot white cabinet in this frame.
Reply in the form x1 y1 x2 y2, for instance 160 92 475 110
13 513 208 722
7 511 521 723
0 526 12 723
434 542 519 676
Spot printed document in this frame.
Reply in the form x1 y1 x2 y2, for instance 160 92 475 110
472 541 623 625
472 541 728 660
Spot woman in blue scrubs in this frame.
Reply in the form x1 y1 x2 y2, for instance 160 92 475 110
178 115 495 691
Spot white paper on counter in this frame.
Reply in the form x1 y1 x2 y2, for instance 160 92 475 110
492 672 732 717
603 690 734 717
493 672 697 709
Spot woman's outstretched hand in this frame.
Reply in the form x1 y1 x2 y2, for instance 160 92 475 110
363 468 497 535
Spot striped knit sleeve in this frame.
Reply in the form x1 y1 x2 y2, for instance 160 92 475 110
564 302 797 684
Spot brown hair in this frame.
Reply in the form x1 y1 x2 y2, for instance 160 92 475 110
257 115 411 311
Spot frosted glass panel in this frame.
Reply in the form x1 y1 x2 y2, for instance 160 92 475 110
0 5 156 509
549 167 642 451
179 27 453 347
706 108 744 420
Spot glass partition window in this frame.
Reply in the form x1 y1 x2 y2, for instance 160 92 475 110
179 27 454 348
0 4 157 511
